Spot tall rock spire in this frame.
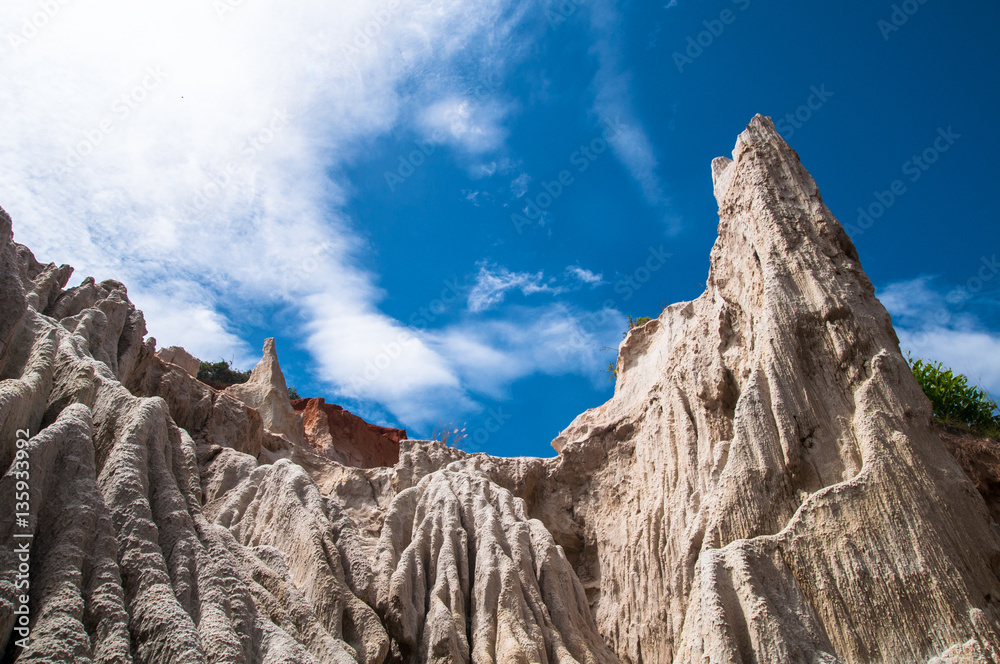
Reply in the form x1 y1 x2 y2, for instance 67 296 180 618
552 115 1000 663
1 116 997 663
226 338 306 447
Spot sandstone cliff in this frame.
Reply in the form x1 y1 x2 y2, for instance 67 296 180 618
291 398 405 469
1 115 998 663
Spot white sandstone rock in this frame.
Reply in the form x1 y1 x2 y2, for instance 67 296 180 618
156 346 200 377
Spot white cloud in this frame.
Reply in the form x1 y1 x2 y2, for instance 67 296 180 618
467 263 563 312
463 190 491 206
897 327 1000 396
0 0 546 431
2 0 658 434
417 96 511 154
878 277 1000 396
322 302 626 428
587 0 667 207
431 304 625 397
466 262 606 313
877 276 941 319
566 265 604 286
510 172 530 198
131 286 254 367
301 292 476 427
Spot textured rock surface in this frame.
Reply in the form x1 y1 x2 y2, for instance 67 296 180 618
936 424 1000 527
544 116 1000 663
2 116 1000 663
0 210 385 662
372 467 618 664
0 207 612 662
226 338 306 447
156 346 200 377
292 398 405 469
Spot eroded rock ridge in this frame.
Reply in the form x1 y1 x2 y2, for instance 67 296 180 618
1 115 998 663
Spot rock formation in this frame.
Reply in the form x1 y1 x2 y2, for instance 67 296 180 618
156 346 201 378
292 398 405 469
225 338 307 448
1 115 999 663
541 115 1000 663
936 423 1000 527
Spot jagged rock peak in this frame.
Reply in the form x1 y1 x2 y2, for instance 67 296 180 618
2 115 1000 664
156 345 200 377
548 114 1000 663
225 337 306 446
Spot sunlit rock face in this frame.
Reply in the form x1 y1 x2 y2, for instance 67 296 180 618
1 116 999 664
292 397 404 469
545 115 1000 663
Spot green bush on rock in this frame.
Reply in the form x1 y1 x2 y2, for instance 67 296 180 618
197 359 251 385
908 354 1000 438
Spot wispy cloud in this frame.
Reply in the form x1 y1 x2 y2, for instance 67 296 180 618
566 265 604 286
417 96 511 155
0 0 548 431
321 301 626 427
132 285 254 367
429 303 625 397
510 172 531 198
467 262 562 312
878 276 1000 395
587 0 668 208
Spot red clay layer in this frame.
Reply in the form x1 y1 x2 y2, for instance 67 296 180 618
291 397 405 468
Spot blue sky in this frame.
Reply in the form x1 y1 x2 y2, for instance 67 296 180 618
2 0 998 457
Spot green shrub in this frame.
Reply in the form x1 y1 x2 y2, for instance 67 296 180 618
197 359 251 385
907 354 1000 437
287 386 300 400
626 315 652 334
